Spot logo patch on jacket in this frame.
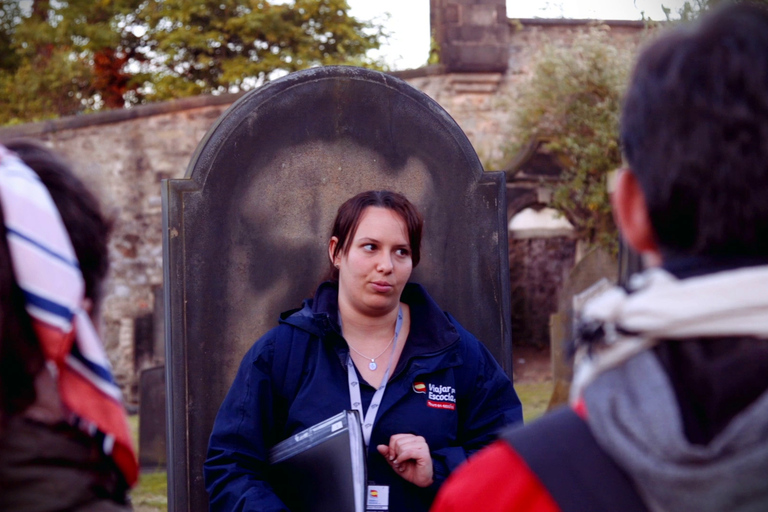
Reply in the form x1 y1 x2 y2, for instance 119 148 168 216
413 381 426 394
425 383 456 410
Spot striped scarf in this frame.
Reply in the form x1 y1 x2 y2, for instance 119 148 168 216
0 145 138 486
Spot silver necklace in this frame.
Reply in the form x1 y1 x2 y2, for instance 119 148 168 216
342 306 403 371
348 335 395 371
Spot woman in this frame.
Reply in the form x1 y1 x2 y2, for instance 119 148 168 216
205 190 522 511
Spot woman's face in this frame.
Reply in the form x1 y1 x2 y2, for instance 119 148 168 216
330 206 413 318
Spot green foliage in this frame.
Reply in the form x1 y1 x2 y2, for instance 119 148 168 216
0 0 384 124
663 0 712 20
503 27 635 253
0 0 145 123
428 33 440 65
0 46 95 124
664 0 768 21
133 0 384 101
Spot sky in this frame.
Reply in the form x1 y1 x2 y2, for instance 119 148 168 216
346 0 690 71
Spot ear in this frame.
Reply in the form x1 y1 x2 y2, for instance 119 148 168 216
612 169 660 257
328 236 340 267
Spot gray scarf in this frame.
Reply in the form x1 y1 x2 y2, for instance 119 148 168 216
585 352 768 512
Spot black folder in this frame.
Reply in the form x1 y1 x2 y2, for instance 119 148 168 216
269 410 366 512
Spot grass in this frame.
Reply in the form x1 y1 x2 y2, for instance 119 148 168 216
516 380 553 424
128 414 168 512
132 472 168 512
124 382 551 511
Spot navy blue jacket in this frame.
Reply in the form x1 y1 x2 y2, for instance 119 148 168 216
205 282 522 512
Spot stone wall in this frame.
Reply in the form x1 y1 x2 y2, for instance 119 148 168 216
509 236 576 347
0 18 649 401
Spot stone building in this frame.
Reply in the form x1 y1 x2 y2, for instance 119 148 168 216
0 1 648 400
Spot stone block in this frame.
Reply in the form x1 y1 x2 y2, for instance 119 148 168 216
467 4 498 25
445 4 459 23
446 44 510 73
460 25 490 42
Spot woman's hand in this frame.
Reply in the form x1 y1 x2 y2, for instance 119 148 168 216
377 434 434 487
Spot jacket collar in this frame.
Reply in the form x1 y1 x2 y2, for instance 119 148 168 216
280 281 461 360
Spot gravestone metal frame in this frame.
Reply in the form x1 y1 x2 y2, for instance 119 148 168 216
162 66 512 511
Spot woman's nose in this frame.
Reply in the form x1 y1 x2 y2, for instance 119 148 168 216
376 252 394 273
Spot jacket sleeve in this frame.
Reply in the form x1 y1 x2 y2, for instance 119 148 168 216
204 333 290 512
429 315 524 487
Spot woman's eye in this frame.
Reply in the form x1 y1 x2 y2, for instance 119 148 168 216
396 248 410 257
363 243 376 251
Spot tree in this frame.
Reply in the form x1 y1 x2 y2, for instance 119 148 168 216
0 0 145 124
663 0 768 20
132 0 384 101
0 0 384 125
502 27 636 253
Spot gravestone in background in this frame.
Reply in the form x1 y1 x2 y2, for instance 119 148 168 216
163 66 511 511
548 248 617 409
138 365 166 470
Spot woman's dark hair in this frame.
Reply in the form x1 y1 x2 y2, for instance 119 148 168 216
620 2 768 258
328 190 424 280
0 139 112 419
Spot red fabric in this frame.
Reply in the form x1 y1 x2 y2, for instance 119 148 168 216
431 440 561 512
34 322 138 486
572 397 588 419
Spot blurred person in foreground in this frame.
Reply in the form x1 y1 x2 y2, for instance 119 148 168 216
432 3 768 511
0 140 137 511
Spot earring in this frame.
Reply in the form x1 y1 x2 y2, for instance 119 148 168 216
334 263 340 269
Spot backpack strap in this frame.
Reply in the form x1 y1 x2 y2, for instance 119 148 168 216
501 407 648 512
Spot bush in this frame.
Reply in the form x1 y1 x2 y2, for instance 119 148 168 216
503 26 637 253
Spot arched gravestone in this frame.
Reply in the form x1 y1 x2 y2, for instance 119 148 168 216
162 66 512 511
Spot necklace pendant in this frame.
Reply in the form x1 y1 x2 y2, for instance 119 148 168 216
369 361 377 371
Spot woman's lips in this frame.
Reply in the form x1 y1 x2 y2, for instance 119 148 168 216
370 281 394 293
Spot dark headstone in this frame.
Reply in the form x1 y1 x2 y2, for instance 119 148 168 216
138 365 166 471
162 66 512 511
133 313 154 372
